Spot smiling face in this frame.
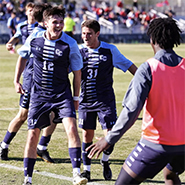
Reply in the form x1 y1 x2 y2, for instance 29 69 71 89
45 15 64 40
81 26 100 49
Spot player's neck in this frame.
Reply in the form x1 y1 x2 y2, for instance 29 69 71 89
28 18 36 24
90 40 100 49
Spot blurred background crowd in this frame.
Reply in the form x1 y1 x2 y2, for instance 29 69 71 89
0 0 184 43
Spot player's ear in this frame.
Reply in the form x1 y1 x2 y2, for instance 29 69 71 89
96 31 100 37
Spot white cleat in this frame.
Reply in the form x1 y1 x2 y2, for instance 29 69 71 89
73 173 88 185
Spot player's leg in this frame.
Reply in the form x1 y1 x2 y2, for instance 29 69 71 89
163 167 181 185
78 111 97 181
37 111 56 163
99 128 114 180
23 102 52 184
81 129 94 181
63 117 88 185
115 165 142 185
115 141 169 184
98 106 117 180
0 106 28 160
23 128 40 185
0 90 30 160
163 154 184 185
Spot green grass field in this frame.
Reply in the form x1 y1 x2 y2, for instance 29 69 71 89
0 44 185 185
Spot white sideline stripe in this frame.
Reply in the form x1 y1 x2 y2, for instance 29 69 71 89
0 108 19 110
0 101 122 111
0 163 105 185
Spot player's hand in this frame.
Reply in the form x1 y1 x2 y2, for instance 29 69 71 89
14 82 24 94
6 43 13 51
86 137 110 159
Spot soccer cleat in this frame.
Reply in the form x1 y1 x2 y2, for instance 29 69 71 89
37 148 54 163
0 145 8 160
22 176 32 185
81 170 91 181
100 159 112 180
73 173 88 185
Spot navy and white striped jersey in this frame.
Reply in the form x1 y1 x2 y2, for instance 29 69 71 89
18 31 83 101
79 41 133 110
20 25 46 91
14 20 38 44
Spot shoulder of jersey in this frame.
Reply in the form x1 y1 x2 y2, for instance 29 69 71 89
18 20 27 27
62 32 76 44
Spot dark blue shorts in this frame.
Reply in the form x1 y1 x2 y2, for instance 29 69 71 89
27 98 76 130
78 107 117 130
19 90 31 109
125 142 185 179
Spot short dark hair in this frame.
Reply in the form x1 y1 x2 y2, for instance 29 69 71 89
43 6 66 21
33 3 52 22
81 19 100 33
147 17 182 49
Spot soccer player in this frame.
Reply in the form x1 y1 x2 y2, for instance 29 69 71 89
14 6 87 185
86 17 185 185
63 12 76 38
1 2 37 159
78 19 137 181
0 3 55 164
6 2 37 52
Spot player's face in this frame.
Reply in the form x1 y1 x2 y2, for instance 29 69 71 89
45 15 64 40
26 7 34 18
81 27 100 49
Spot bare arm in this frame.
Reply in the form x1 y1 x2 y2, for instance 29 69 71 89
6 37 19 51
128 63 137 75
72 69 81 110
14 56 27 94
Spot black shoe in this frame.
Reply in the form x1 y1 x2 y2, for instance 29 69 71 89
81 170 91 181
100 160 112 180
0 145 8 160
37 148 54 163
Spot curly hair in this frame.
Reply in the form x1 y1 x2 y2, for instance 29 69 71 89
147 17 182 49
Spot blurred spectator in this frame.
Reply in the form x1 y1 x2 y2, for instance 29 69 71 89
117 1 123 8
63 12 76 38
6 1 13 13
7 9 17 36
0 2 6 20
133 0 138 11
96 7 104 19
16 4 27 23
91 1 96 12
7 9 17 53
66 0 76 15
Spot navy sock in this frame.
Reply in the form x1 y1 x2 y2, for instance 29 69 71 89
24 158 36 177
68 147 81 168
82 142 92 166
3 131 16 144
38 135 51 146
